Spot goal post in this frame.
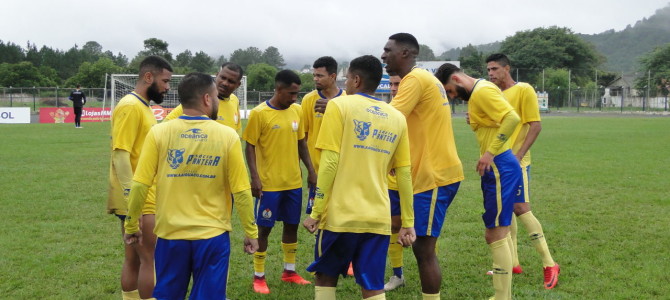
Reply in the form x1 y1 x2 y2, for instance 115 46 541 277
110 74 247 118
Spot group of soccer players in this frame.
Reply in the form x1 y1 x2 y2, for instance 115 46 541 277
108 32 559 300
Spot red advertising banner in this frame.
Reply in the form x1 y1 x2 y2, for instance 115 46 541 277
40 106 174 123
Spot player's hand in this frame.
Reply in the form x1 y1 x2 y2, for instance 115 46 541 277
244 237 259 254
124 231 142 245
307 171 317 190
477 151 494 176
398 227 416 247
250 177 263 198
515 153 523 163
314 98 328 114
465 112 470 124
303 217 319 233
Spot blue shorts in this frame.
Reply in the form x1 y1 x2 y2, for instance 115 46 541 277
115 214 126 221
255 188 302 227
306 230 388 291
515 165 531 203
414 182 461 237
389 190 400 216
481 150 522 228
305 186 315 215
153 232 230 300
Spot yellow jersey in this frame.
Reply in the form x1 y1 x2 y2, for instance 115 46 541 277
165 94 242 133
133 115 254 240
108 92 157 215
315 93 411 235
503 82 541 166
391 67 464 194
301 89 345 172
468 80 515 155
242 101 305 191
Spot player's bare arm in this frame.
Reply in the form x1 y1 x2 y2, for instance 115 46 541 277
245 142 263 198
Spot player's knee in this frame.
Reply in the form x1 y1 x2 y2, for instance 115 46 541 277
514 203 530 215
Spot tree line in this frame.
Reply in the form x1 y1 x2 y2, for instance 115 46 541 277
1 29 668 97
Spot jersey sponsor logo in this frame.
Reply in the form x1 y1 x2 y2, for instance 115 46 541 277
353 119 371 141
262 208 272 219
371 129 398 143
185 154 221 166
272 124 280 129
167 148 186 169
292 120 299 132
181 128 208 141
366 106 389 119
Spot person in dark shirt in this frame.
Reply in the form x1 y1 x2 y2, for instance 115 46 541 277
69 84 87 128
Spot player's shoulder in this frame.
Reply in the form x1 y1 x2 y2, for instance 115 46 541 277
290 103 303 113
229 93 239 101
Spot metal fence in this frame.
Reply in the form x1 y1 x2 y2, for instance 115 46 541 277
0 87 108 111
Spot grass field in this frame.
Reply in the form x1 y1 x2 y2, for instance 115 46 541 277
1 115 669 299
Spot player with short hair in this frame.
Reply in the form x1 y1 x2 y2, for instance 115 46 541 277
301 56 346 215
165 62 244 133
69 84 86 128
486 53 560 289
381 33 464 299
108 55 173 300
123 72 258 299
303 54 416 300
435 63 521 300
243 69 317 294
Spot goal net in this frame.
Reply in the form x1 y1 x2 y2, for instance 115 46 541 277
108 74 248 119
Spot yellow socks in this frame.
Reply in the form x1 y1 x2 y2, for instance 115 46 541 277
365 293 386 300
282 242 298 271
518 211 555 267
509 216 519 267
490 237 512 300
315 286 337 300
389 233 403 269
422 292 440 300
253 251 267 276
122 290 140 300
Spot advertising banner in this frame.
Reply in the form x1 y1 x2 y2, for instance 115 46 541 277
40 106 174 123
0 107 31 124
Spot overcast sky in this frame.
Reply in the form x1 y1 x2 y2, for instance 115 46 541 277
2 0 668 67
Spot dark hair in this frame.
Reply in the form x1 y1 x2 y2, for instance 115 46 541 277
76 84 81 88
485 53 511 67
349 55 383 93
177 72 215 108
220 62 244 80
275 69 301 88
434 63 462 84
388 33 419 55
313 56 338 75
139 55 173 76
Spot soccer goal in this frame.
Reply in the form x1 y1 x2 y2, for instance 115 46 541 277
107 74 248 118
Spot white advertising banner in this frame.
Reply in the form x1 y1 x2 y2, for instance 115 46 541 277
0 107 31 124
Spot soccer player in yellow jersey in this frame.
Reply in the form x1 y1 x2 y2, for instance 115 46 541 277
303 55 416 300
243 70 317 294
165 62 243 133
123 72 259 299
436 63 521 300
486 53 560 289
381 33 464 299
302 56 346 215
108 56 172 300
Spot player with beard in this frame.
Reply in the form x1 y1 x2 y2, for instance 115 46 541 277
435 63 521 300
108 55 173 300
165 63 244 134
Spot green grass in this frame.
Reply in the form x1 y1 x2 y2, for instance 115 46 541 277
0 116 669 299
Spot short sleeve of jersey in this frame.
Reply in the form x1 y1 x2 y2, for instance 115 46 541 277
242 109 262 146
112 105 141 152
234 98 242 131
295 105 306 140
164 104 183 122
315 103 343 153
475 85 514 123
302 94 315 133
390 75 421 117
392 124 411 168
519 84 541 124
132 128 159 186
227 138 251 193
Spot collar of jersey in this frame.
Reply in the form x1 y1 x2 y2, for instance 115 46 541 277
356 92 382 101
317 88 343 99
265 100 290 110
129 92 150 107
178 115 210 120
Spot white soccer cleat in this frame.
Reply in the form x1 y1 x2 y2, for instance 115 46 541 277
383 275 405 291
